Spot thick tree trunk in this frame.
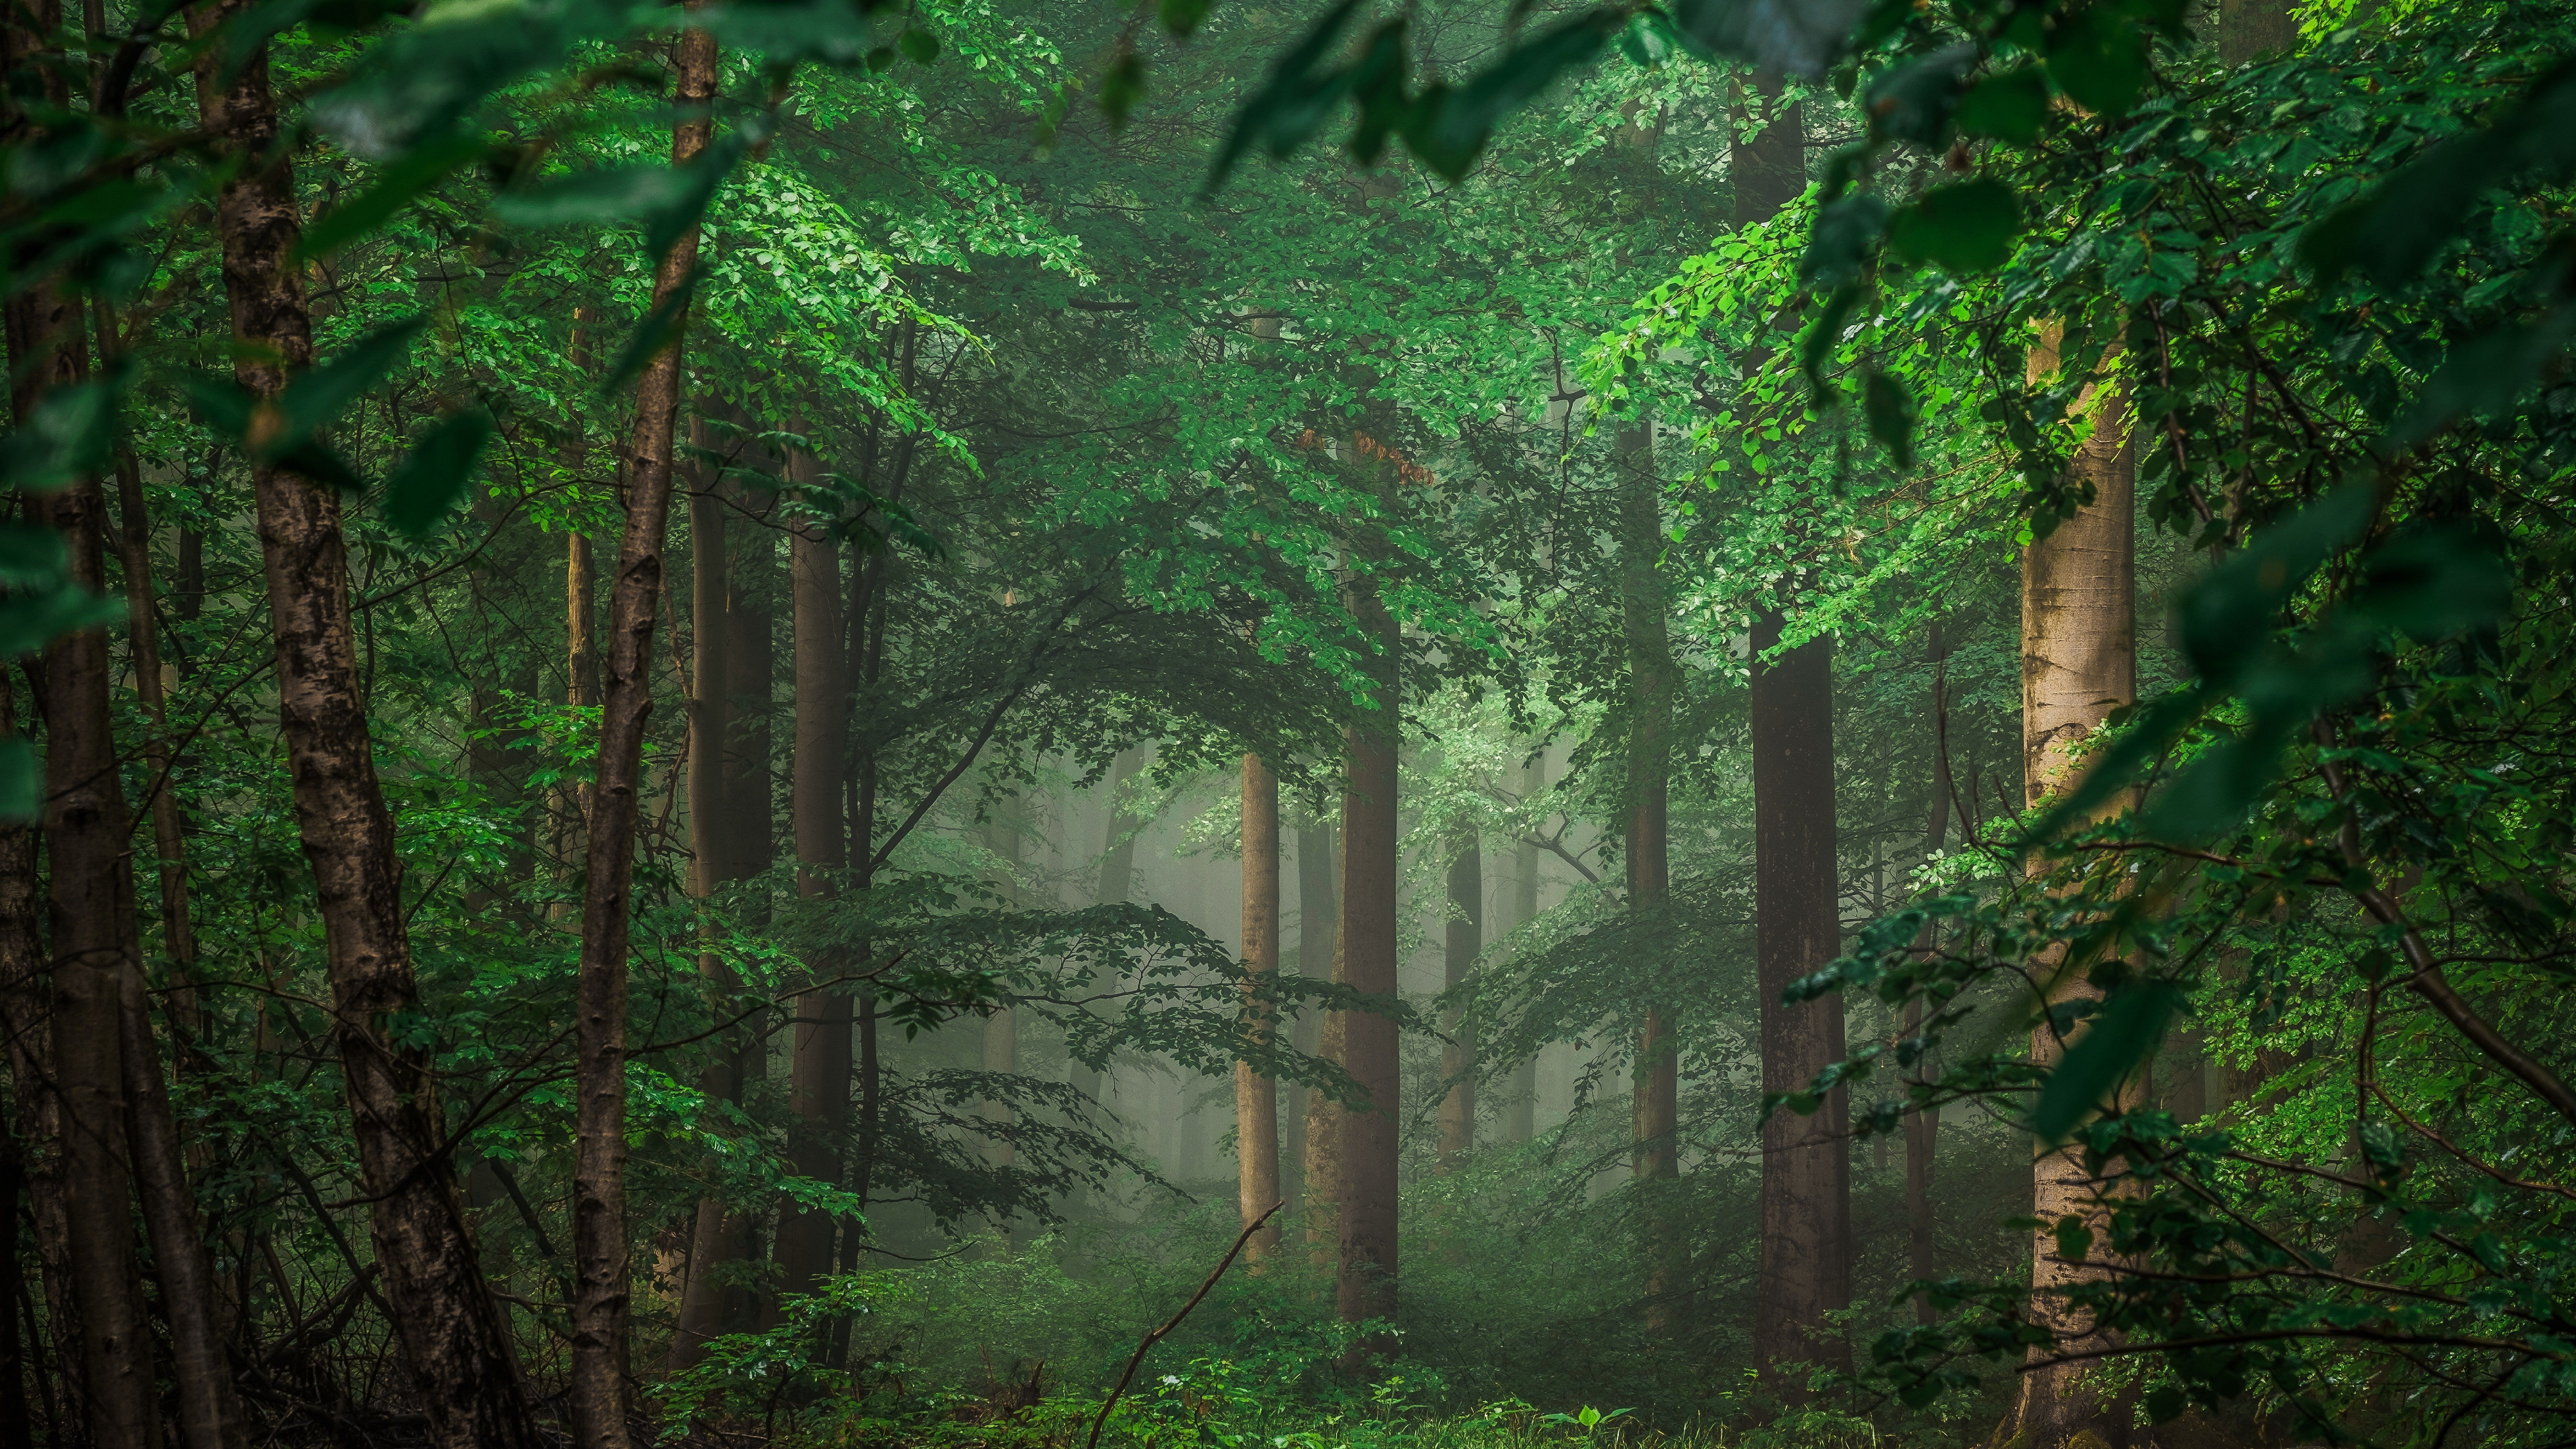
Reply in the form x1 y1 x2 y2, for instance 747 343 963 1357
569 27 719 1444
1285 818 1335 1212
0 674 74 1435
778 432 850 1300
1751 614 1850 1395
0 1120 26 1449
1237 755 1283 1259
117 965 247 1449
1436 833 1478 1173
2004 329 2139 1449
670 426 745 1376
1313 584 1399 1337
1733 67 1848 1399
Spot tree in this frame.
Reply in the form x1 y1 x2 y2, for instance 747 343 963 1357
1238 754 1283 1258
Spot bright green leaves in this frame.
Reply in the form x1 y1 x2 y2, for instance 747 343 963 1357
2030 979 2183 1143
1888 177 2023 274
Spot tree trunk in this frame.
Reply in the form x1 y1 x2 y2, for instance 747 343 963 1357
2003 327 2139 1449
117 965 247 1449
1616 416 1680 1327
0 674 74 1438
1436 832 1478 1173
0 1118 28 1449
1237 755 1283 1259
1502 755 1541 1145
777 431 850 1301
568 26 719 1443
2218 0 2296 62
109 444 199 1037
1313 583 1399 1338
670 423 746 1376
15 267 157 1449
1285 818 1335 1212
1906 638 1952 1326
982 802 1020 1243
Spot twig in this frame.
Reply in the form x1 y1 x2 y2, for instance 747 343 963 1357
1084 1202 1282 1449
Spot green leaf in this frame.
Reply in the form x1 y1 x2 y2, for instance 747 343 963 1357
1209 0 1367 189
1404 11 1618 179
1101 51 1147 130
1953 65 2048 144
2029 979 2182 1144
382 409 496 537
1801 193 1888 286
1887 177 2022 274
0 738 37 823
896 27 938 63
2053 1215 2094 1264
0 526 68 588
2146 1388 2187 1425
2173 483 2373 689
494 136 744 262
599 265 703 398
1156 0 1212 38
0 377 117 494
1669 0 1868 78
2386 303 2576 447
276 314 430 445
2351 522 2512 643
298 132 492 262
1864 45 1971 147
0 584 123 658
1865 370 1918 469
2045 3 2147 117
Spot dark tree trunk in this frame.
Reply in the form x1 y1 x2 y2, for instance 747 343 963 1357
0 675 74 1439
777 434 850 1301
1616 418 1680 1328
670 422 745 1376
1236 755 1282 1260
570 25 721 1444
1436 834 1478 1174
1751 612 1850 1395
188 0 547 1429
1502 755 1541 1144
1313 580 1399 1339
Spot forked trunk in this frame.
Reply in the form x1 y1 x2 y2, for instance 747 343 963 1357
1236 754 1282 1259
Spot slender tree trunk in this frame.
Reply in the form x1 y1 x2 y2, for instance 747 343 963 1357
670 424 744 1376
982 802 1020 1244
1314 578 1399 1339
117 965 247 1449
1906 642 1952 1327
0 1120 27 1449
108 440 199 1039
1285 818 1334 1212
1503 755 1541 1144
2004 327 2140 1449
1736 69 1848 1399
1073 746 1149 1106
1436 832 1479 1173
567 26 719 1443
1616 418 1681 1328
777 431 850 1300
1236 755 1282 1259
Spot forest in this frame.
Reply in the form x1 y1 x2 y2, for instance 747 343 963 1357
1 0 2572 1443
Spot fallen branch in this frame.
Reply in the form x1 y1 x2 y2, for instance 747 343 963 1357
1084 1201 1282 1449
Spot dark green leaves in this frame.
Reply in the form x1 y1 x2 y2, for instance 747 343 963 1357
382 409 496 538
0 375 118 493
1669 0 1868 78
1156 0 1212 39
1953 65 2048 144
1865 369 1918 468
0 738 37 823
2175 484 2372 688
2042 2 2150 116
1864 44 1972 147
1888 177 2022 274
299 132 493 262
2030 979 2182 1143
600 266 702 397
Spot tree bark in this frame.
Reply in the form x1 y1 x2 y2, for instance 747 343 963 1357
1737 69 1848 1400
109 438 199 1036
1436 832 1478 1173
1285 817 1335 1213
0 674 74 1438
1313 581 1399 1338
1906 640 1952 1326
2217 0 2297 62
568 26 719 1443
1236 755 1282 1259
1502 755 1541 1145
981 802 1020 1243
1616 417 1680 1328
2004 327 2139 1449
670 421 746 1376
777 430 850 1301
117 964 247 1449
